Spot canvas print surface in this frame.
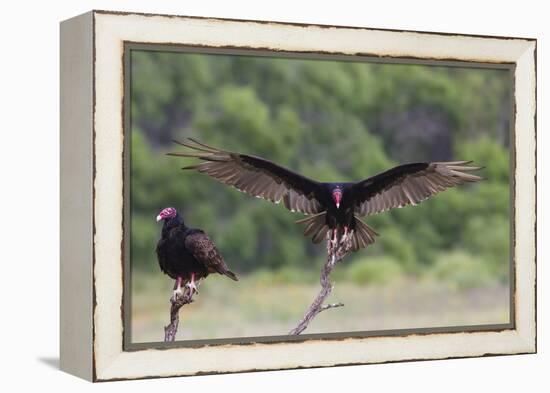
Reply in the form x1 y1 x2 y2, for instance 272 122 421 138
127 49 512 345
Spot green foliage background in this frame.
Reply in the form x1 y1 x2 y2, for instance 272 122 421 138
130 50 511 287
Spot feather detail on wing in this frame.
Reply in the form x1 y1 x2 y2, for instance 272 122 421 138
353 161 483 216
184 232 238 281
168 139 323 215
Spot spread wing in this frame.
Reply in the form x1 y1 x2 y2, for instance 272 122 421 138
185 232 238 281
352 161 483 216
168 138 323 214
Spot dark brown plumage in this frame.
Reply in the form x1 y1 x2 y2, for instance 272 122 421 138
156 207 238 297
184 232 238 280
168 139 483 251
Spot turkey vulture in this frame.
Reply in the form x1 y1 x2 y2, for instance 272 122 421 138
156 207 238 299
168 139 483 251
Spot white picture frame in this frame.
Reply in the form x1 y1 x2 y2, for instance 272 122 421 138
60 10 536 381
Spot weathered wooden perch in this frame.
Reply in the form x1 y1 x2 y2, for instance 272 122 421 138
164 284 199 342
289 235 353 335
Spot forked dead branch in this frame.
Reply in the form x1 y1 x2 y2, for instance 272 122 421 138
289 235 353 335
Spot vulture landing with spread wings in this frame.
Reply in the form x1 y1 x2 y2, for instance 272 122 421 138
168 139 483 252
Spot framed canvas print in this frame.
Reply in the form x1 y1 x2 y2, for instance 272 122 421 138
60 10 537 382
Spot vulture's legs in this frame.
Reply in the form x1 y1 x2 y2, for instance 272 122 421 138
328 228 338 252
329 229 335 249
186 272 199 295
340 226 349 244
172 276 184 301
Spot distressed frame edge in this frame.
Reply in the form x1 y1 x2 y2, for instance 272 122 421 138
89 11 537 381
92 8 538 42
512 40 537 353
59 11 95 381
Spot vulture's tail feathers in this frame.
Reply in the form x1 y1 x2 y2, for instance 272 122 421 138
350 216 379 251
223 269 239 281
295 212 328 244
296 213 378 251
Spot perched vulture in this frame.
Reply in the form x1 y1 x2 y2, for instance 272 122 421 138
156 207 238 299
168 139 483 252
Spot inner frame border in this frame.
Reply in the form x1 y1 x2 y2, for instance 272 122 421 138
121 42 517 352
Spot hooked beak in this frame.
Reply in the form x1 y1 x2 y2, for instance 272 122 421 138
333 190 342 209
156 214 162 222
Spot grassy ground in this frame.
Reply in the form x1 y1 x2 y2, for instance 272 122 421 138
130 270 509 343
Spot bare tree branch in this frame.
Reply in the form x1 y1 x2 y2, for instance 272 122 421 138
289 234 353 335
163 284 199 342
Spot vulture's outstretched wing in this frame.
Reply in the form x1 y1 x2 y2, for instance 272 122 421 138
352 161 483 216
184 231 238 281
168 139 323 214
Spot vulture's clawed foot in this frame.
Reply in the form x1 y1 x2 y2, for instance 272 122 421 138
171 287 183 302
172 276 184 302
185 272 199 295
185 280 199 295
339 228 353 248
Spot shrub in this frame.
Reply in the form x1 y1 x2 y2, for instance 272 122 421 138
346 256 404 286
463 215 509 282
249 266 317 285
428 250 494 289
